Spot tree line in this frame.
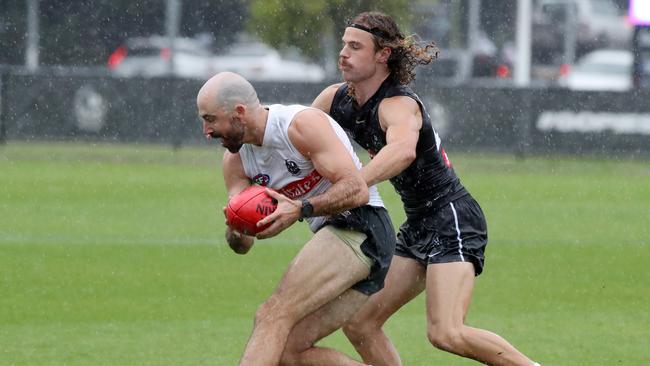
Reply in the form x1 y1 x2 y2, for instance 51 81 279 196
0 0 410 67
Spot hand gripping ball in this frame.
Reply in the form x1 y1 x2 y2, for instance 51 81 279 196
225 185 278 235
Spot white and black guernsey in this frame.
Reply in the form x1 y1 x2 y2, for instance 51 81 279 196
239 104 384 232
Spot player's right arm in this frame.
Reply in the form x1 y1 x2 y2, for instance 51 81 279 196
222 151 254 254
311 83 343 114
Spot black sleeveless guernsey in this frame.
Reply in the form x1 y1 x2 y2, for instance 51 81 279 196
329 77 468 218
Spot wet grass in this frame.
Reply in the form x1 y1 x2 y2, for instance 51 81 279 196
1 141 649 365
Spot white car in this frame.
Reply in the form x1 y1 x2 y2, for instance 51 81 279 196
533 0 632 48
532 0 632 64
558 49 633 91
108 36 216 79
212 41 326 83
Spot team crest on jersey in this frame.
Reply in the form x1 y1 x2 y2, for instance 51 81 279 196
252 174 270 186
285 159 300 175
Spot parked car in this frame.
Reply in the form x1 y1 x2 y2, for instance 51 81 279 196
108 36 216 79
416 46 512 86
532 0 632 63
416 49 472 85
212 41 326 83
558 49 633 91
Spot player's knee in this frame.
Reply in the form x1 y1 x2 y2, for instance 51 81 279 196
343 317 378 345
427 325 464 353
342 322 363 344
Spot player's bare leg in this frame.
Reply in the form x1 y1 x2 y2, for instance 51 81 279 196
239 228 371 366
425 262 535 365
342 256 426 366
279 288 369 366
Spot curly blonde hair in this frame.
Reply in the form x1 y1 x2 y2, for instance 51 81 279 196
349 11 438 85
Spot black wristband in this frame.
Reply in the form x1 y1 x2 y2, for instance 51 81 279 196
300 199 314 219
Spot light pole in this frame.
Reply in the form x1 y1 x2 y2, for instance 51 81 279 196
26 0 39 72
165 0 182 76
514 0 532 87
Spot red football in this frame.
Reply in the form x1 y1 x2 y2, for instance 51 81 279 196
225 185 277 235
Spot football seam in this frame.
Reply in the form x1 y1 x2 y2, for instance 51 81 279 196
229 190 266 216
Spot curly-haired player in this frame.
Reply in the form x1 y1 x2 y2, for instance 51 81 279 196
310 11 541 366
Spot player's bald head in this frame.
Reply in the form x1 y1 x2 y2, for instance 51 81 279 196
197 72 259 112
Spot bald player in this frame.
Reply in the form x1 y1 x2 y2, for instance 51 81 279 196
197 72 396 366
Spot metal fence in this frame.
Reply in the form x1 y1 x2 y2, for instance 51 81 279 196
2 69 650 156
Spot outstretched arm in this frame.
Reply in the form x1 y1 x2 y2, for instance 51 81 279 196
361 96 422 187
222 151 255 254
256 108 368 239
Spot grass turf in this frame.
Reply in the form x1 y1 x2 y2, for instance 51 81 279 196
1 141 649 365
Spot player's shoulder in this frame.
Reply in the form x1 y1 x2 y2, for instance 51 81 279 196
377 94 422 130
315 82 344 100
312 83 346 112
287 106 336 147
292 107 329 130
379 94 419 111
324 82 345 94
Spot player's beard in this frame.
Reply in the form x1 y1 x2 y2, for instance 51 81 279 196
222 117 245 153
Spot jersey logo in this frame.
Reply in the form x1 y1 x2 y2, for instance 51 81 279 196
252 174 270 186
355 119 366 124
285 159 301 175
279 170 323 199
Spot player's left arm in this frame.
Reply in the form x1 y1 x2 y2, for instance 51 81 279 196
360 96 421 187
256 109 368 239
222 151 255 254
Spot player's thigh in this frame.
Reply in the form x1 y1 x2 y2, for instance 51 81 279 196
285 288 369 353
349 255 426 325
272 227 371 319
425 261 476 326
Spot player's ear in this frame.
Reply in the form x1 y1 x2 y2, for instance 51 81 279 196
377 47 391 64
234 104 246 117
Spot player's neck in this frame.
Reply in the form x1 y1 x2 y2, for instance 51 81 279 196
351 70 391 106
250 105 270 146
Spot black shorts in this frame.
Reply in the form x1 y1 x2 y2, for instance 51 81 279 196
326 205 396 295
395 195 488 275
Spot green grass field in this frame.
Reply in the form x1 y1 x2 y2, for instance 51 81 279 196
1 141 649 365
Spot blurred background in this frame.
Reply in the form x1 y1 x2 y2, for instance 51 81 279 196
1 0 649 155
2 2 649 365
0 0 640 83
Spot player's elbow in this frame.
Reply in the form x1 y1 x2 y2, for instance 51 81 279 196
400 147 417 166
230 243 251 255
227 236 254 255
